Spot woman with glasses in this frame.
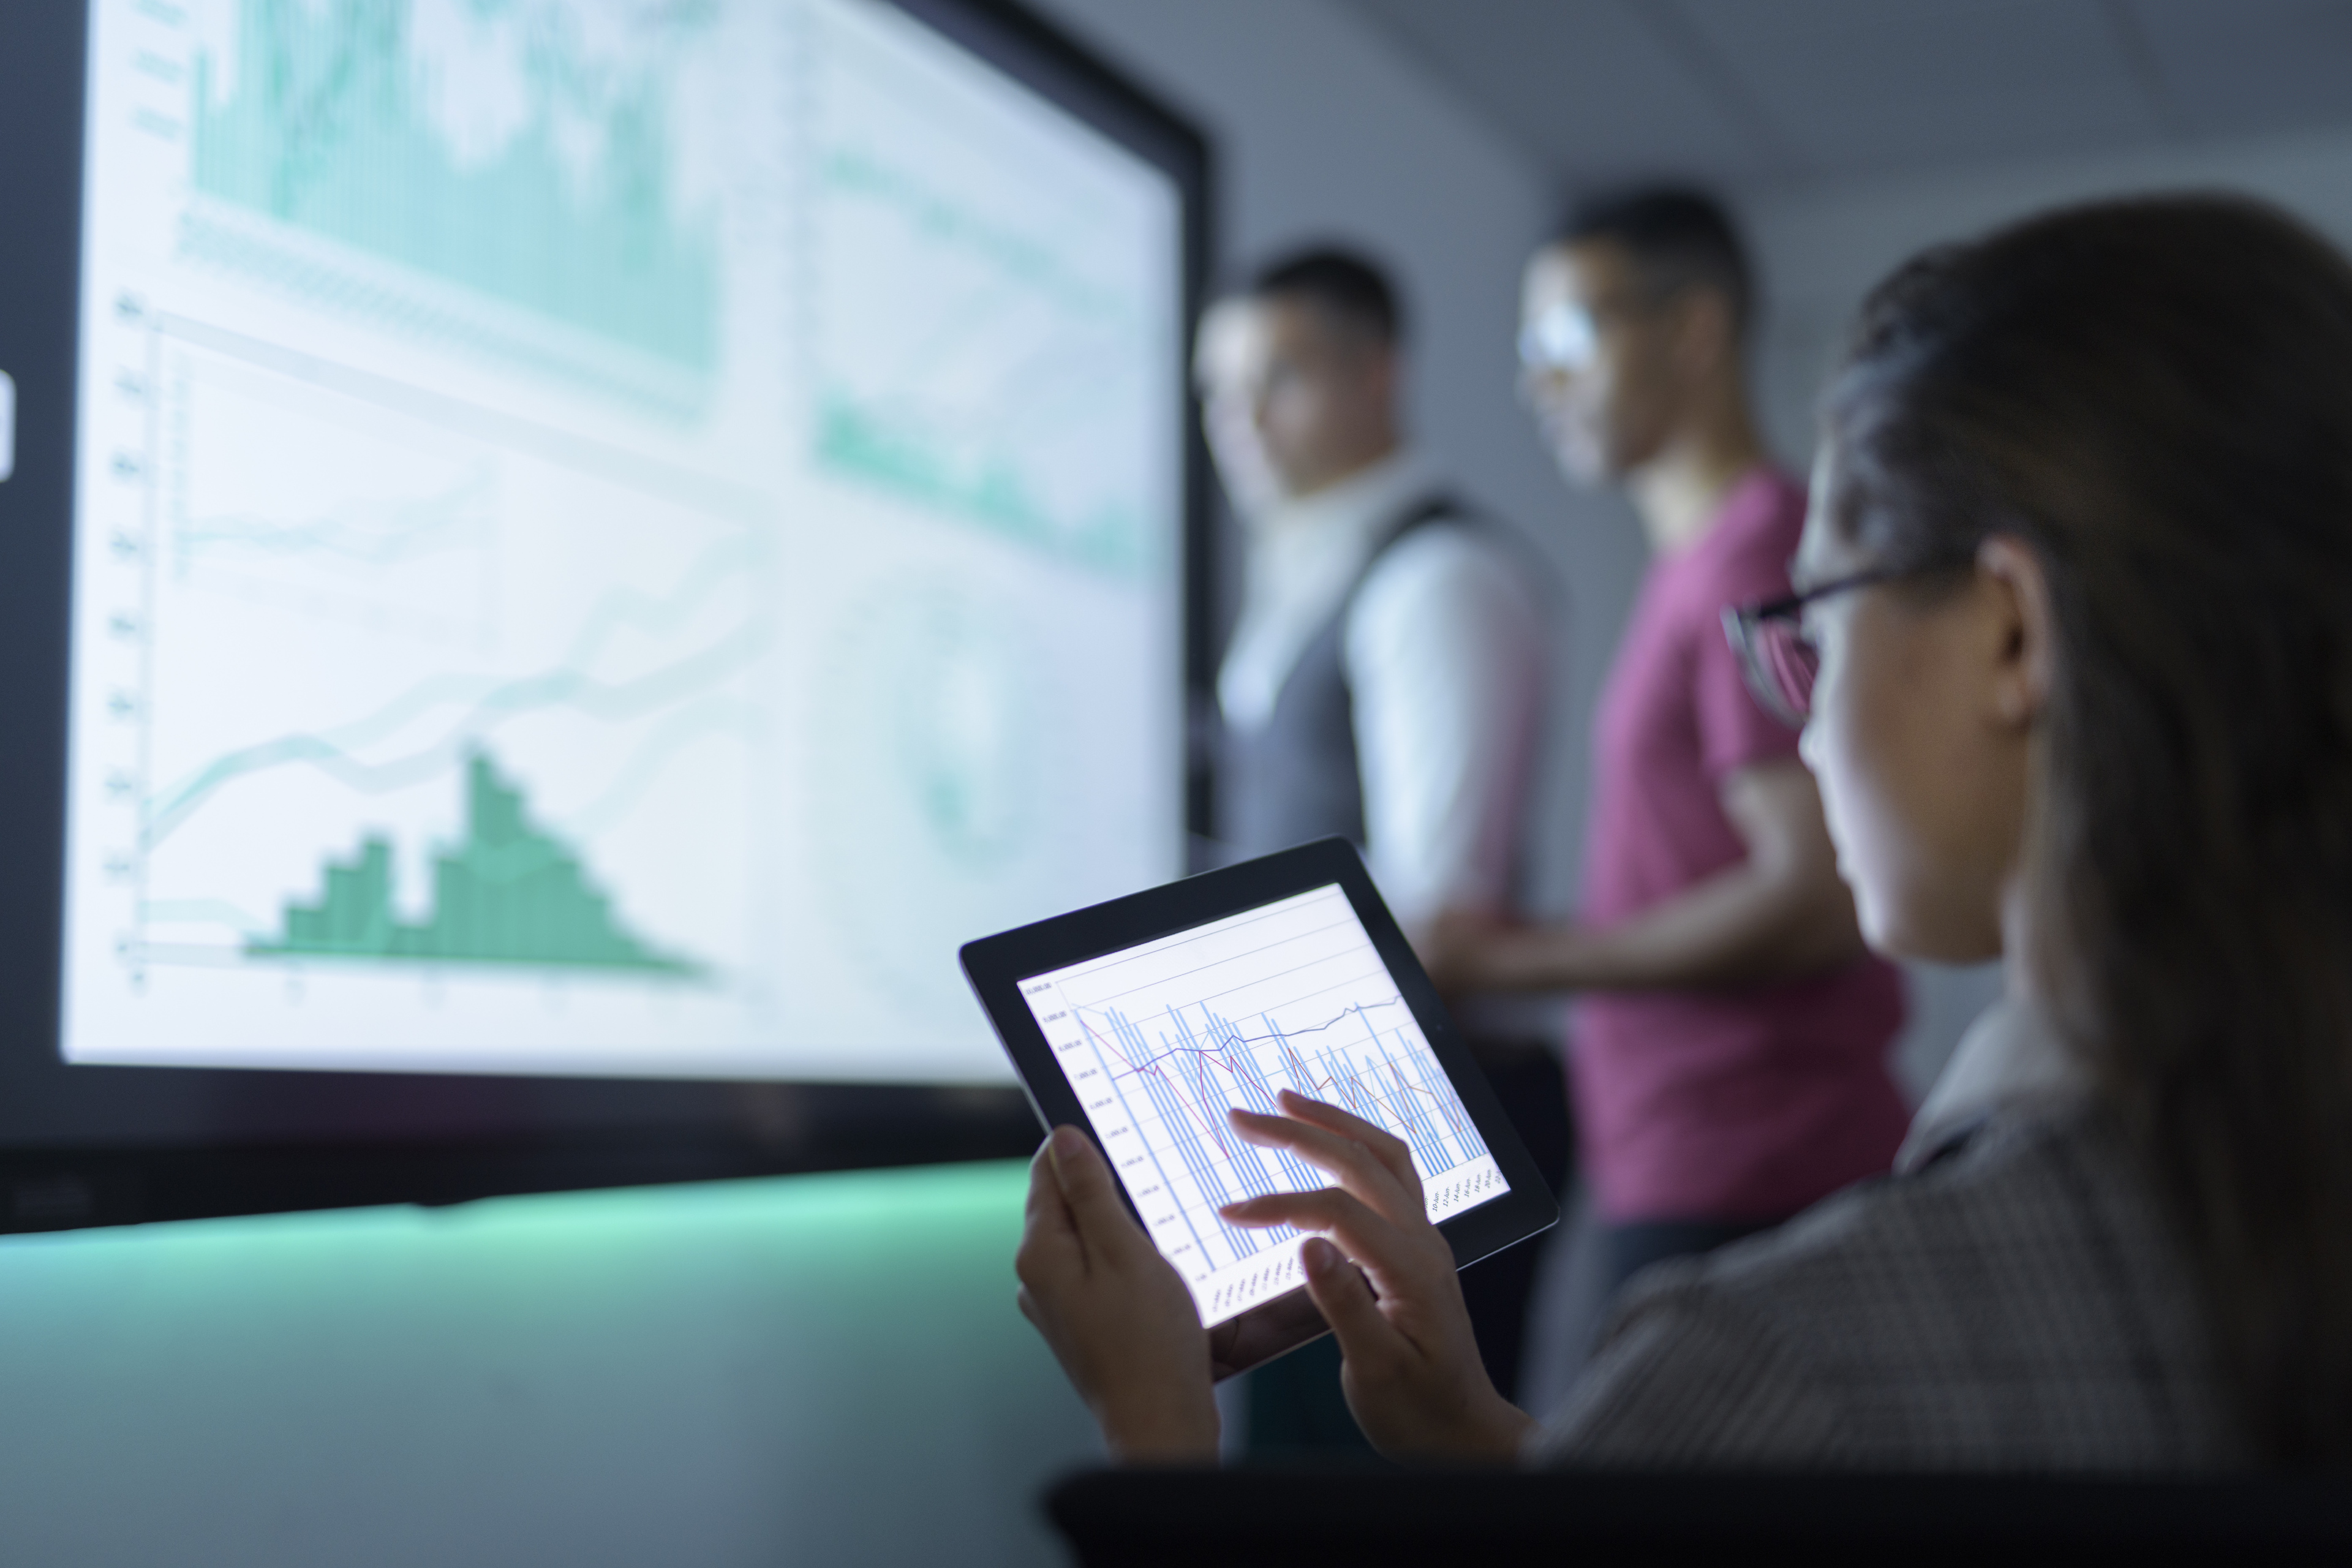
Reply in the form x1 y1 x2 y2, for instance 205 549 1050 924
1016 193 2352 1466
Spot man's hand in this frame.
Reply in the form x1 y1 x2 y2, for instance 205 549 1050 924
1015 1126 1221 1463
1411 905 1513 997
1413 761 1867 996
1219 1091 1536 1463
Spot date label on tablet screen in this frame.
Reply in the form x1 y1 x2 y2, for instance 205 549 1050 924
1018 883 1509 1326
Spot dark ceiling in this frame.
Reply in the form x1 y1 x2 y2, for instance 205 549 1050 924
1340 0 2352 190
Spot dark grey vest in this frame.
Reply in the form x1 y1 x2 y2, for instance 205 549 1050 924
1219 494 1472 859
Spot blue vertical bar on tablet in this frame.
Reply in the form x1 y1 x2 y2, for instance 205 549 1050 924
1364 1011 1449 1170
1373 1027 1455 1175
1137 1049 1257 1262
1204 1009 1315 1189
1135 1065 1240 1257
1398 1027 1488 1163
1180 1049 1265 1201
1279 1039 1322 1101
1372 1037 1446 1175
1094 1007 1219 1268
1317 1045 1376 1128
1165 1010 1267 1202
1233 1052 1319 1188
1192 1042 1272 1198
1196 1024 1305 1246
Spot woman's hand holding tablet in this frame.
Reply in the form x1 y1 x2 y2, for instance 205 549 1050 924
1223 1093 1537 1461
1016 1087 1536 1463
975 840 1556 1462
1016 1125 1223 1462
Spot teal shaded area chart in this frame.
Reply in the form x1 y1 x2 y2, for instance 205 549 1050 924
809 9 1169 579
190 0 719 372
250 752 701 974
813 390 1142 578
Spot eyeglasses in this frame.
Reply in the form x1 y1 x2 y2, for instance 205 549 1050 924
1515 292 1659 375
1721 559 1967 728
1517 304 1599 373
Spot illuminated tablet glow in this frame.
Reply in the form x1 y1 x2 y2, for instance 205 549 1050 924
62 0 1183 1082
1018 885 1509 1327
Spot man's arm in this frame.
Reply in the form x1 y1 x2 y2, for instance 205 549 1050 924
1346 529 1547 927
1424 759 1864 993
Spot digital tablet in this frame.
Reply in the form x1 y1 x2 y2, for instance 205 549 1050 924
960 837 1558 1378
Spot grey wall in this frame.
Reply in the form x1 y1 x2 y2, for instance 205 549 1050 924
1746 119 2352 467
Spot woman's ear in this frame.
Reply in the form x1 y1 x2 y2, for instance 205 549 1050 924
1977 534 2054 727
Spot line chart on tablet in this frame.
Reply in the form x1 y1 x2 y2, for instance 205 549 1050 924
1017 884 1510 1324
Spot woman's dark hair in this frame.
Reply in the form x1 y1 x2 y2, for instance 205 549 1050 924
1823 194 2352 1462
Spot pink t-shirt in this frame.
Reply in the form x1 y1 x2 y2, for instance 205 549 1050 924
1573 468 1907 1223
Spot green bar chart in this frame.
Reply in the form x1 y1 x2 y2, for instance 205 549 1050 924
250 753 701 975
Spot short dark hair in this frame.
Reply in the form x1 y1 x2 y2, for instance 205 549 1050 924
1241 246 1403 347
1556 186 1752 337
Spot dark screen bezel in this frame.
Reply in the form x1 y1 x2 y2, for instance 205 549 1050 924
960 838 1560 1368
0 0 1213 1233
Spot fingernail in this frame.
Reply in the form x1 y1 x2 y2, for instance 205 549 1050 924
1301 1237 1336 1275
1049 1126 1084 1168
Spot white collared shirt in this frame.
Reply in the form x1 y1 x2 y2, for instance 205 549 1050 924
1218 449 1547 926
1897 995 2090 1173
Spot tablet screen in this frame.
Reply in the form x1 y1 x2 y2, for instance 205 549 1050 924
1016 883 1510 1326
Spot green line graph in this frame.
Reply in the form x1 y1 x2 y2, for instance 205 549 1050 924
249 752 701 974
176 466 493 567
191 0 720 372
145 619 766 849
143 531 764 850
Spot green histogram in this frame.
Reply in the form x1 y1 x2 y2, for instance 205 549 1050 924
191 0 719 372
250 753 699 974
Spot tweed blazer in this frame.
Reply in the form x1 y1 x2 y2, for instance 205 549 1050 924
1525 1102 2245 1469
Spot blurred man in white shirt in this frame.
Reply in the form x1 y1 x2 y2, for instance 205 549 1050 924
1193 247 1559 1452
1198 249 1544 929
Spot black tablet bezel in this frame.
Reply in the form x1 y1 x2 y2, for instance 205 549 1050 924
960 837 1558 1371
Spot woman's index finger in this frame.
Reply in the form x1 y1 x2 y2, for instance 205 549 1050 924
1273 1088 1424 1197
1227 1104 1417 1220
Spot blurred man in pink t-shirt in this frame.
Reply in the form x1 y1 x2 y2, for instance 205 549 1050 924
1421 187 1907 1304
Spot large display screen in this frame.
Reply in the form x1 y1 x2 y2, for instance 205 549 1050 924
63 0 1187 1084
